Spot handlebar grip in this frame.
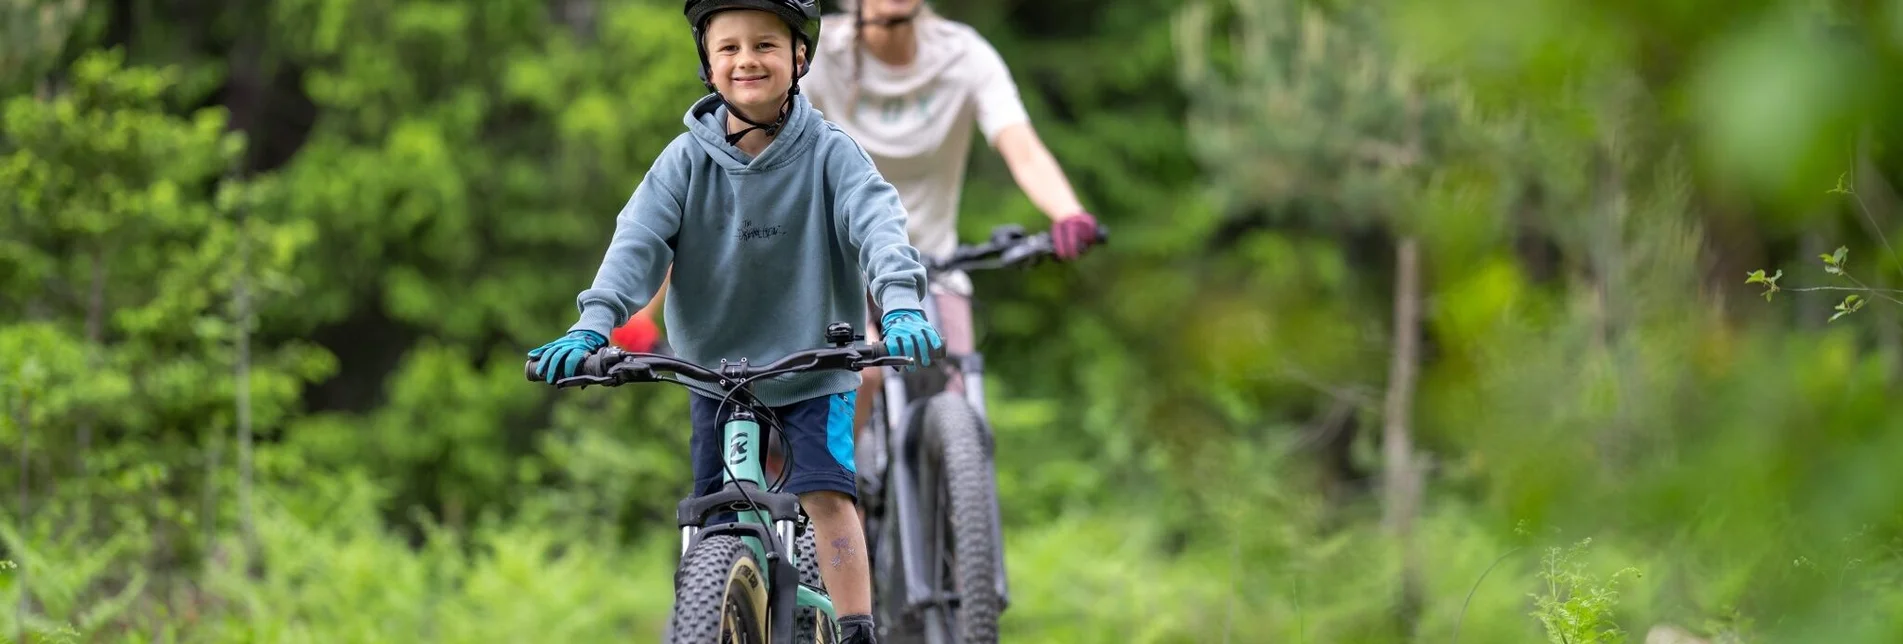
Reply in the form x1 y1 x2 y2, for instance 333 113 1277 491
524 348 628 383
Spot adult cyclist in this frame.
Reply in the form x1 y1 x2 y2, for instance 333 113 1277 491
615 0 1103 439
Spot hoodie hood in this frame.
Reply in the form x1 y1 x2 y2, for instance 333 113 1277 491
683 92 822 173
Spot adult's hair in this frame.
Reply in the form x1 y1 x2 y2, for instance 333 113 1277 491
833 0 942 113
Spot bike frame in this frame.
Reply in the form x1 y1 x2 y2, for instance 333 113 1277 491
677 395 834 639
538 325 911 643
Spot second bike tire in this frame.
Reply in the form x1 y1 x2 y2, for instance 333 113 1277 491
916 392 1003 644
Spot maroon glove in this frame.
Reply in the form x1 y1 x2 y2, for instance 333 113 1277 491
1051 212 1101 261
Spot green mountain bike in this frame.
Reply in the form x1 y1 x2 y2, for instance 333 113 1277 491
527 322 913 643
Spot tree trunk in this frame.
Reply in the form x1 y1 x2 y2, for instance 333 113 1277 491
554 0 597 39
1852 127 1901 366
235 194 255 556
1382 236 1425 633
1798 234 1829 330
226 13 266 563
79 247 106 474
14 386 31 642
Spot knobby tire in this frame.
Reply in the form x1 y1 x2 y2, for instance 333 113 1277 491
667 535 769 644
918 392 1002 644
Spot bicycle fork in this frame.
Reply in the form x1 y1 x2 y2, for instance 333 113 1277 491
676 407 807 641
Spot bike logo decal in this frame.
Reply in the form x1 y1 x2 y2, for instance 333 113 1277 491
728 434 750 465
736 560 762 591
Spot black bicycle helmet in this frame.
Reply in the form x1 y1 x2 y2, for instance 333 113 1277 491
684 0 822 89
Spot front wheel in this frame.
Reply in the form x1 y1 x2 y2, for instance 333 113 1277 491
917 392 1003 643
667 535 769 644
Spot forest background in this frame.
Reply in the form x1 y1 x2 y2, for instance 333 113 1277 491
6 0 1903 641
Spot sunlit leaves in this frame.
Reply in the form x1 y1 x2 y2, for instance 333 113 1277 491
1822 245 1848 275
1745 268 1783 300
1831 294 1867 322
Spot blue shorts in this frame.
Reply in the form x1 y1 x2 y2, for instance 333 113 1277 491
690 391 859 501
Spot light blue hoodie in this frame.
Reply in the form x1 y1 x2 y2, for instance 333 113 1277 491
568 92 928 406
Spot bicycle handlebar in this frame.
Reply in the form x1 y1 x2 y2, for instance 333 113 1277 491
923 223 1109 275
524 322 918 390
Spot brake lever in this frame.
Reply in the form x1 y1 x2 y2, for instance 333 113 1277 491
606 358 659 382
854 355 916 370
998 241 1049 268
553 374 615 389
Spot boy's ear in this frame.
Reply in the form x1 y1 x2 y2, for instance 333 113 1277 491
796 42 809 73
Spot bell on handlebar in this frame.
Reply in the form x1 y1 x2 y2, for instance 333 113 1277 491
988 224 1028 244
825 321 862 347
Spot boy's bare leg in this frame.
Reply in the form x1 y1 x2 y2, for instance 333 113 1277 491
800 490 872 616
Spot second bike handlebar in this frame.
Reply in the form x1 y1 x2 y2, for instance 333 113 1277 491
924 223 1109 274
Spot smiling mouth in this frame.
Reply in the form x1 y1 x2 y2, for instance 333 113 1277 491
733 75 768 83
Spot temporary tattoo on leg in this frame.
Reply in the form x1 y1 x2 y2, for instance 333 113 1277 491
831 537 856 568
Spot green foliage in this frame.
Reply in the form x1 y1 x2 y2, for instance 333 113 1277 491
1745 268 1783 300
1529 538 1641 644
0 514 146 641
3 47 324 637
10 0 1903 641
0 0 87 94
1749 175 1903 323
191 473 676 643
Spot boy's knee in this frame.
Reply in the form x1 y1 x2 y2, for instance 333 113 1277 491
799 490 857 523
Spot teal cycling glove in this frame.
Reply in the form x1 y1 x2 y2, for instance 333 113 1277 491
880 309 944 370
528 330 607 384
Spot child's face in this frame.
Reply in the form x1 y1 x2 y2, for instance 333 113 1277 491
704 10 805 115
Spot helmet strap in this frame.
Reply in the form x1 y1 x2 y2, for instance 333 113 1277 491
720 89 796 147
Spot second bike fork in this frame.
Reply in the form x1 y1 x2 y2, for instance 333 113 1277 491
881 297 1013 626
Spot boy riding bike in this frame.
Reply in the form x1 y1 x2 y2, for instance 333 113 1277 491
526 1 941 641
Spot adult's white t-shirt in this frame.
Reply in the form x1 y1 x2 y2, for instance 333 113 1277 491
802 13 1031 295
